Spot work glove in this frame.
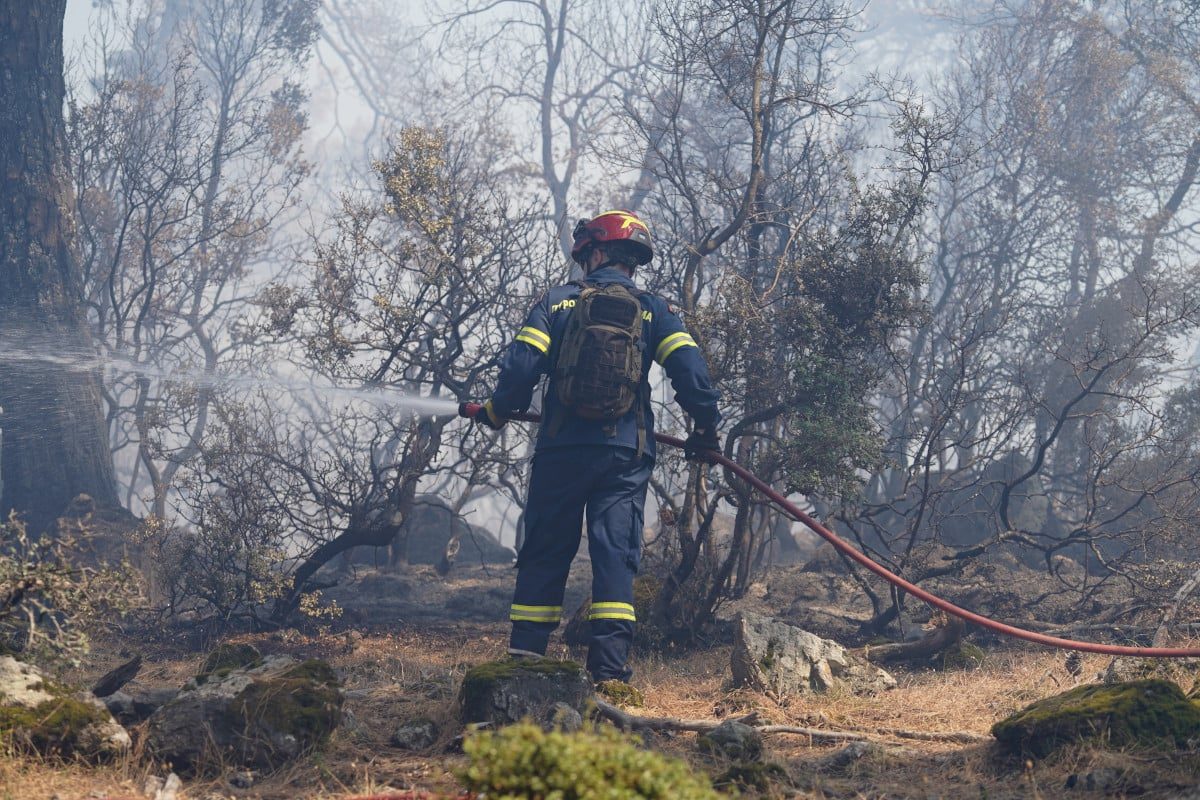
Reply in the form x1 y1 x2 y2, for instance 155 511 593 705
474 400 507 431
684 426 720 462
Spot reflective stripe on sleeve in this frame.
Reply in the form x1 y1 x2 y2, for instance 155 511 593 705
515 326 550 354
655 331 698 364
510 604 562 623
588 601 636 622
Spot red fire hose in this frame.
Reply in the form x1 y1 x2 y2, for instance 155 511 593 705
459 402 1200 658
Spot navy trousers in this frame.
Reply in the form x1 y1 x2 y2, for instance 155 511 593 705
508 446 652 682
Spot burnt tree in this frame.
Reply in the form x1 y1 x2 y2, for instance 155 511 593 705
0 3 119 531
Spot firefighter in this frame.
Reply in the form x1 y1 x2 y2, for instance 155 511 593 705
474 209 722 684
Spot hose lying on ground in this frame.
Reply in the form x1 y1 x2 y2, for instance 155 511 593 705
459 402 1200 658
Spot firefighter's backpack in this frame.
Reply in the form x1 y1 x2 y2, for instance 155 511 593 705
550 280 648 450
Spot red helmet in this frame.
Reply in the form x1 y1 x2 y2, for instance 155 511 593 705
570 210 654 266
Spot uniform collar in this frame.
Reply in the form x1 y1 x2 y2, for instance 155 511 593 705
582 266 636 287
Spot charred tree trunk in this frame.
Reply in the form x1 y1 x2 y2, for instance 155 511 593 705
0 2 120 532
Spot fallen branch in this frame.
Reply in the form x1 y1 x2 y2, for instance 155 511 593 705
592 699 987 745
846 726 990 744
1155 567 1200 647
91 654 142 698
859 613 965 663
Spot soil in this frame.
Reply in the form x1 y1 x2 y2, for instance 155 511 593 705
5 560 1200 800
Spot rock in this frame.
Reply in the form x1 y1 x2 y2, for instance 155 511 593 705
545 701 583 732
197 642 262 680
73 693 133 757
0 655 54 706
731 612 897 697
339 495 516 567
390 718 438 750
992 679 1200 757
229 770 255 789
0 655 130 760
102 691 135 722
1065 768 1120 791
459 658 593 729
940 640 987 670
697 720 763 760
818 741 881 772
815 741 914 774
106 685 179 726
131 686 178 719
155 773 181 800
801 543 852 575
146 652 343 772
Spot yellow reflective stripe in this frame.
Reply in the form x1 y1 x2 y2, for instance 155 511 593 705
655 331 697 364
510 604 561 622
589 601 636 621
590 602 635 612
589 612 637 621
515 328 550 354
515 334 548 353
519 326 550 346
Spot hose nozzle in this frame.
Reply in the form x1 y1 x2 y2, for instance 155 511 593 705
459 401 483 419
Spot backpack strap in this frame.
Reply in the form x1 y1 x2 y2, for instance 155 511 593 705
545 281 590 437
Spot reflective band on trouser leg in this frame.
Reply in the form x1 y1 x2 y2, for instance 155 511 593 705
655 331 697 364
515 326 550 354
510 604 562 623
588 601 636 622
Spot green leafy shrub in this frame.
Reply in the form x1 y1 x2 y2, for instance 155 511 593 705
459 722 722 799
0 512 138 666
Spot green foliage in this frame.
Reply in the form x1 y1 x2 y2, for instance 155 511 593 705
992 679 1200 757
0 513 138 667
596 680 645 708
458 722 723 800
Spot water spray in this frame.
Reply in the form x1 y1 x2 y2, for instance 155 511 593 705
1 342 461 417
458 402 1200 658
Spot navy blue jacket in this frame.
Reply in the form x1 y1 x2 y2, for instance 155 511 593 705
489 266 721 459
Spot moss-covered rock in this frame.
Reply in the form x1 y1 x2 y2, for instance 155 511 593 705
698 719 763 761
459 721 723 799
148 653 342 772
596 679 645 708
0 656 130 760
231 659 342 764
197 642 263 682
992 679 1200 757
391 717 439 750
459 658 592 730
941 641 986 670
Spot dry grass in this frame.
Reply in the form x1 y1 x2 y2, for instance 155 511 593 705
0 752 150 800
8 566 1200 799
